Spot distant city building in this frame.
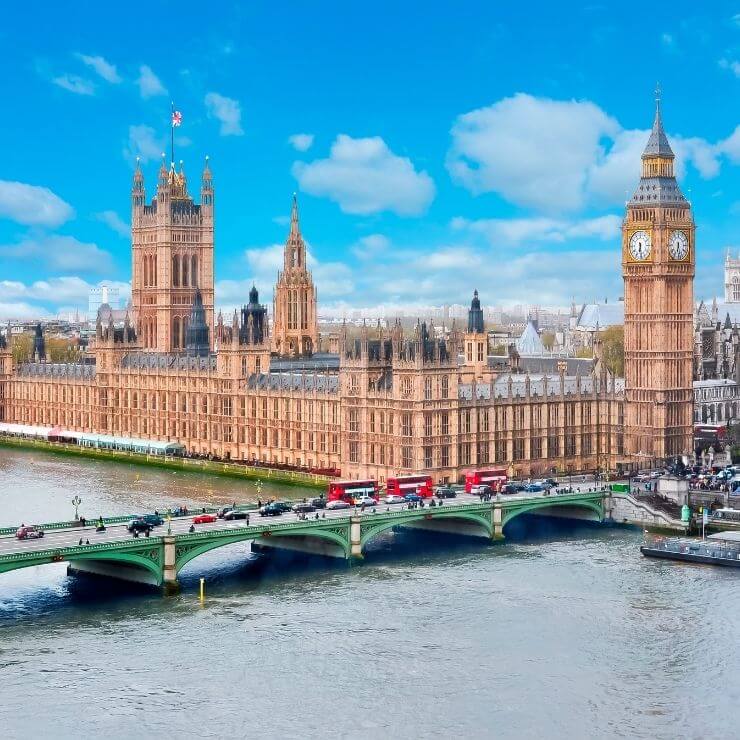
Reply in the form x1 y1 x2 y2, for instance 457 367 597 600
88 285 120 321
724 250 740 303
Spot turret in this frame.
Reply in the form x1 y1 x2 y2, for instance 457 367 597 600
201 155 214 210
33 323 46 362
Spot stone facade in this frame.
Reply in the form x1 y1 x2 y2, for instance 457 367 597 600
0 108 696 479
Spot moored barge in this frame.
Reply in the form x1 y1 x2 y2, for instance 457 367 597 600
641 531 740 568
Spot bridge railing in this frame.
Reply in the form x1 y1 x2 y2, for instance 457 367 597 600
0 503 264 537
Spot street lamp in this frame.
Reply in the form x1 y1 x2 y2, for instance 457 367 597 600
72 495 82 521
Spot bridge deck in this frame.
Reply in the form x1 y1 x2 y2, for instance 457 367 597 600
0 490 611 582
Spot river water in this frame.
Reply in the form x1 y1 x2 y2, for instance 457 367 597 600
1 447 738 739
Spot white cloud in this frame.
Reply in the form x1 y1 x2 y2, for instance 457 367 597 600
0 180 74 227
204 92 244 136
0 236 114 274
0 302 51 320
661 32 676 50
719 58 740 77
75 53 121 83
124 124 163 164
136 65 167 98
447 93 619 212
447 93 728 213
719 125 740 163
293 134 435 216
0 278 130 319
95 210 130 237
451 215 621 246
352 234 390 259
52 74 95 96
288 133 315 152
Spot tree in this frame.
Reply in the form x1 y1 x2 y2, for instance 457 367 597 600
599 326 624 377
11 334 32 364
541 331 556 351
575 347 593 359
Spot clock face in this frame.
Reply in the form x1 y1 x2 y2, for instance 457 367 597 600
668 230 689 260
629 230 652 261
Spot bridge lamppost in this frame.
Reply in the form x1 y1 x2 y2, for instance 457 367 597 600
72 495 82 521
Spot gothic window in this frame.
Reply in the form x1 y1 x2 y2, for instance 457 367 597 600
302 292 308 330
191 255 198 287
401 413 412 437
172 256 180 287
441 375 449 399
172 317 181 349
182 255 189 287
424 377 432 400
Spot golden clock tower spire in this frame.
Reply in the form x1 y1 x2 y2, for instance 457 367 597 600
622 91 695 466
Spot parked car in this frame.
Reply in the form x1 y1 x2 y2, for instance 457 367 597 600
16 526 44 540
385 494 406 504
353 496 378 507
292 502 316 513
501 483 521 495
224 509 248 520
270 502 293 513
524 483 545 493
404 493 423 503
326 500 351 510
192 513 217 524
435 487 457 499
259 504 283 517
139 513 164 527
127 518 152 534
309 497 327 509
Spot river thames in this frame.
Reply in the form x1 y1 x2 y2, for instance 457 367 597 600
1 447 739 739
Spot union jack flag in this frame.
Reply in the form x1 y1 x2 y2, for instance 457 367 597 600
171 110 183 127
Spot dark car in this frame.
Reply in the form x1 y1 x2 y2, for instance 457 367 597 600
224 509 248 520
259 504 283 517
216 507 233 519
139 514 164 527
501 483 522 495
404 493 423 503
271 501 293 513
292 502 316 514
435 487 457 499
127 518 152 534
309 497 327 509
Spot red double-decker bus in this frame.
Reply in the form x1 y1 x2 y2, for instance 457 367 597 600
464 468 507 493
327 479 379 503
385 474 434 498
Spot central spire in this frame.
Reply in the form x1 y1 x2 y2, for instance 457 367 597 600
642 84 674 159
285 193 305 270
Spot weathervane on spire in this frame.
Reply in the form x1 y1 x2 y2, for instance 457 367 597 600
654 82 661 112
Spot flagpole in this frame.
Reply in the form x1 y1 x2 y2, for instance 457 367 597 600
170 101 175 166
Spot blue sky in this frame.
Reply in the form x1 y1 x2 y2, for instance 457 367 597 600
0 1 739 319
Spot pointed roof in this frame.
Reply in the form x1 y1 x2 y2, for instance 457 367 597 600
516 320 545 356
289 192 300 237
642 96 674 158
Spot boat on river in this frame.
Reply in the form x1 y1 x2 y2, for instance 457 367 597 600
641 531 740 568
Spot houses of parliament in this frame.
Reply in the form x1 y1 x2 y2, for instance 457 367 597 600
0 101 696 480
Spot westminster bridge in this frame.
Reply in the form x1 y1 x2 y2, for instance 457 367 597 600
0 488 669 592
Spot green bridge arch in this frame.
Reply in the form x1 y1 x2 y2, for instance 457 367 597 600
360 509 493 551
0 545 164 584
501 497 604 530
174 524 352 573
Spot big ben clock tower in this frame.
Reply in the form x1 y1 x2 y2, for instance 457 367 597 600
623 92 695 464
